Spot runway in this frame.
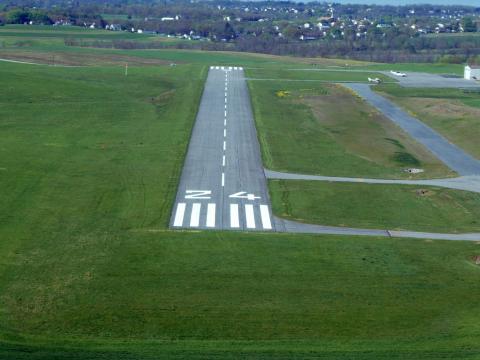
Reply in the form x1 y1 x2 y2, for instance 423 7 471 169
169 66 274 231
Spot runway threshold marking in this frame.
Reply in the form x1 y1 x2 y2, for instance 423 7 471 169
206 203 216 228
190 203 201 227
173 203 186 227
260 205 272 230
245 204 256 229
230 204 240 228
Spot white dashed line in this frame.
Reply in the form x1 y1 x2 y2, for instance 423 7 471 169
225 110 227 117
190 203 201 227
173 203 186 227
223 141 226 151
224 129 226 137
245 204 256 229
224 119 227 126
206 203 216 228
221 173 225 187
222 155 226 166
230 204 240 228
260 205 272 230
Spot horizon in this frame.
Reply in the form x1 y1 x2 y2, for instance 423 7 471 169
302 0 479 5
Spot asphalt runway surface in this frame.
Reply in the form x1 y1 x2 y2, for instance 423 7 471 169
170 66 274 231
347 83 480 176
170 66 480 241
382 71 480 88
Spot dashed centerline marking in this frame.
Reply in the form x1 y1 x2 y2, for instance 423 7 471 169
221 173 225 187
222 155 226 166
224 129 226 137
223 141 226 151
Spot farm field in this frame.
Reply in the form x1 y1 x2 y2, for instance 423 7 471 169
376 85 480 159
249 80 454 179
2 25 480 359
270 180 480 233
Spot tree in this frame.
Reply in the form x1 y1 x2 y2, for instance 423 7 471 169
462 17 477 33
6 9 30 24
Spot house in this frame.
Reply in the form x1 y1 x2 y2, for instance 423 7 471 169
464 65 480 80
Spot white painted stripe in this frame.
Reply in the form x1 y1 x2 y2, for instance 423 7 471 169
190 203 201 227
224 119 227 126
222 155 226 166
173 203 186 227
224 129 226 137
225 110 227 117
221 173 225 187
225 104 227 109
206 203 216 228
245 204 256 229
230 204 240 228
260 205 272 230
223 141 226 151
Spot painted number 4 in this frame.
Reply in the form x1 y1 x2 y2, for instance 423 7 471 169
229 192 261 201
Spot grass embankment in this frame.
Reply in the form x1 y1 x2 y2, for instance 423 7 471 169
376 85 480 159
2 231 480 359
270 180 480 233
249 80 453 179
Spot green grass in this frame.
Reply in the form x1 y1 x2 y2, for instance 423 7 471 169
270 180 480 233
376 84 480 159
248 80 453 179
2 31 480 359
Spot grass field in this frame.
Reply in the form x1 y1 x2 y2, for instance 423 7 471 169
249 80 454 179
270 180 480 233
376 85 480 159
2 27 480 359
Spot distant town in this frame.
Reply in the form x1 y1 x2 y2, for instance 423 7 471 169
1 0 479 62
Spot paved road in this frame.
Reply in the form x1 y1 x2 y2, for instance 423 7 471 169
346 83 480 176
170 66 274 231
265 169 480 193
381 71 480 88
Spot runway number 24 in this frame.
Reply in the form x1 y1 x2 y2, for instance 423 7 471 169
185 190 260 201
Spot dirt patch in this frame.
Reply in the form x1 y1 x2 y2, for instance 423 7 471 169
415 189 435 197
399 97 480 120
0 50 172 66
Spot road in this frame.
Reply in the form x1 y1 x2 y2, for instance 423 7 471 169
346 83 480 176
169 66 274 231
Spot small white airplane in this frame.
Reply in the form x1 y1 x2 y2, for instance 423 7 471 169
390 70 407 77
368 77 382 84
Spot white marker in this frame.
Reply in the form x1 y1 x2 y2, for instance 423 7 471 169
190 203 201 227
173 203 186 227
222 155 226 166
230 204 240 228
224 129 226 138
224 119 227 126
223 141 226 151
245 204 256 229
206 203 216 228
225 110 227 117
260 205 272 230
221 173 225 187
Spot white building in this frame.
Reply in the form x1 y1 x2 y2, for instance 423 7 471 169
465 65 480 80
